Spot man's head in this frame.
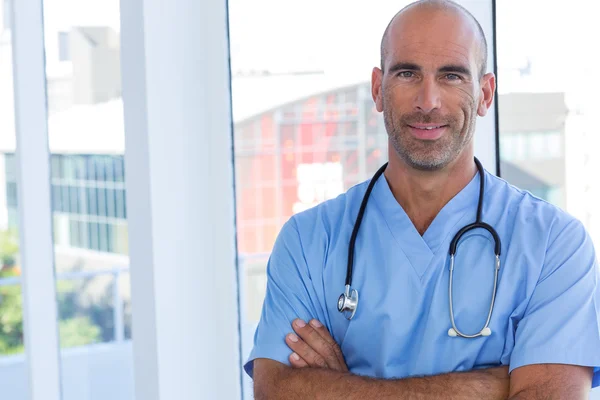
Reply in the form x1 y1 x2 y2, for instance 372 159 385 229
372 0 496 171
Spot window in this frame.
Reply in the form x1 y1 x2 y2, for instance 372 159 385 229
0 4 27 394
497 0 599 319
2 0 11 32
40 0 134 396
496 12 600 399
500 131 564 162
57 31 70 61
229 0 497 396
3 154 129 254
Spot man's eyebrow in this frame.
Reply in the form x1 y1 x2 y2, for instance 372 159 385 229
438 65 472 77
388 62 421 74
387 63 473 78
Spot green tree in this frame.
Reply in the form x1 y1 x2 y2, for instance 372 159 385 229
0 228 19 268
0 270 24 355
0 229 104 355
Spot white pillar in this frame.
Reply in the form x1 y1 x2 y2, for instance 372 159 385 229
120 0 242 398
11 0 62 398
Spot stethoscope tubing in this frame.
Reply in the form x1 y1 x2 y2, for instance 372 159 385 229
339 157 502 339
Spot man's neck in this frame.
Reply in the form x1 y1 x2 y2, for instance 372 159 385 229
383 148 477 236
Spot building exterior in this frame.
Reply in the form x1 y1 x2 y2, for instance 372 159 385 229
498 92 568 208
1 80 567 260
0 15 589 325
4 153 128 254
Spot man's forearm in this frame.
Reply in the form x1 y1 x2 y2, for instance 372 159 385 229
262 366 509 400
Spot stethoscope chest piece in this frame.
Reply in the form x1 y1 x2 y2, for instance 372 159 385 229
338 284 359 320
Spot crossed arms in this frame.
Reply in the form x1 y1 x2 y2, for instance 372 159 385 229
253 318 593 400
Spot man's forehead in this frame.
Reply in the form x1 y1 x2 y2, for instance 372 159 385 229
387 39 474 69
384 15 479 69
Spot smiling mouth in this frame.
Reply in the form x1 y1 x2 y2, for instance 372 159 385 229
406 124 449 140
408 125 448 130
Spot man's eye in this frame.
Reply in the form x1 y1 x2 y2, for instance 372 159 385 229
445 73 462 81
398 71 414 78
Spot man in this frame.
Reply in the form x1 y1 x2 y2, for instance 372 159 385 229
245 0 600 398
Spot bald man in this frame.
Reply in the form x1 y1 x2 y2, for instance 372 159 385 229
245 1 600 398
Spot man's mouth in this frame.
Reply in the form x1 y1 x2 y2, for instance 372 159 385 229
408 124 448 130
407 124 448 140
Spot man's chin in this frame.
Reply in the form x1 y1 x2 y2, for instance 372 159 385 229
408 159 447 172
400 150 452 172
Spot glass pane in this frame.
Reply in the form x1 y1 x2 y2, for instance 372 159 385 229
497 2 600 397
0 3 28 397
42 0 134 397
497 1 598 228
230 0 496 395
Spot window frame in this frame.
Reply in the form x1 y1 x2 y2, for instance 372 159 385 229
7 0 499 399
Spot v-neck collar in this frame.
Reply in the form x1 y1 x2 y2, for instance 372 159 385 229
371 168 483 278
422 170 482 254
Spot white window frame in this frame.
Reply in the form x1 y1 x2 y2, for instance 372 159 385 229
459 0 499 173
11 0 62 399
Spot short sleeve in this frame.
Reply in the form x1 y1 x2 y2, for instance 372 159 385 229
509 219 600 388
243 218 325 378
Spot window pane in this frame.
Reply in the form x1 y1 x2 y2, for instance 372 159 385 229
547 132 562 159
229 0 497 396
88 221 99 251
497 1 597 220
86 157 97 181
74 156 86 180
69 219 80 248
115 189 126 219
52 185 62 212
498 5 599 397
97 187 107 217
51 154 62 179
105 156 115 182
61 184 70 213
98 222 109 252
0 7 28 396
41 0 134 396
86 187 98 216
114 157 125 182
68 186 79 214
113 223 128 255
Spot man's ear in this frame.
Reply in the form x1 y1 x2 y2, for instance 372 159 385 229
477 72 496 117
372 67 384 112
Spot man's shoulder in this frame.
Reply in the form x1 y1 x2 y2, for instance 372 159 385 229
270 180 370 271
288 180 370 238
487 173 589 248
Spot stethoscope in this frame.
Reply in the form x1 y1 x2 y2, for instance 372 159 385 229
337 157 502 339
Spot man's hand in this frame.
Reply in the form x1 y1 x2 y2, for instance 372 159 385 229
285 318 348 372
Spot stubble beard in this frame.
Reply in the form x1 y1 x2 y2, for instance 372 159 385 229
382 100 477 172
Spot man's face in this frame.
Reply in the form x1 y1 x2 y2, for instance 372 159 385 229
373 9 494 171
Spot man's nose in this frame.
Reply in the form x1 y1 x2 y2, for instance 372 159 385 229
414 78 442 113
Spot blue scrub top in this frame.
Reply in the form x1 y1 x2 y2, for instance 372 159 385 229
244 167 600 388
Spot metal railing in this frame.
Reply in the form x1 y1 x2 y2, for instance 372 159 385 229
0 266 129 344
0 252 272 352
